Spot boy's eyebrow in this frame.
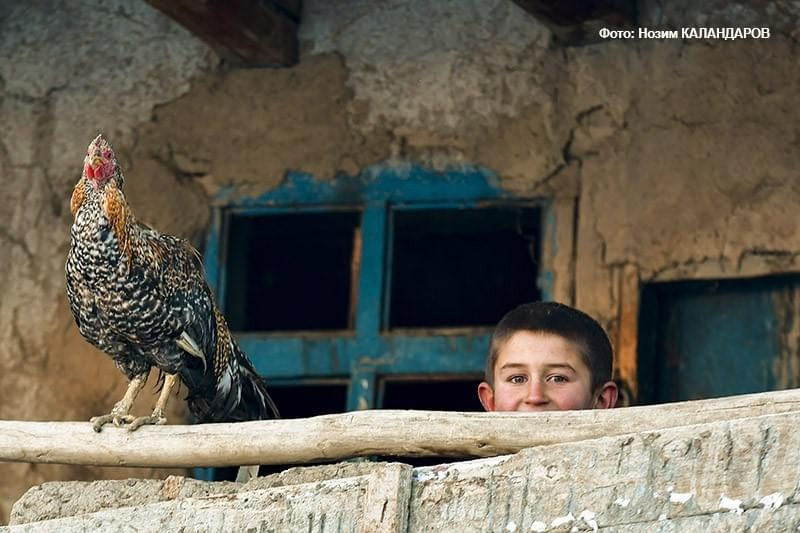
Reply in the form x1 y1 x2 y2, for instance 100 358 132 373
542 363 577 372
497 363 528 371
497 362 577 372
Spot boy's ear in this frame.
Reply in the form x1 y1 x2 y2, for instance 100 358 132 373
477 381 496 411
593 381 619 409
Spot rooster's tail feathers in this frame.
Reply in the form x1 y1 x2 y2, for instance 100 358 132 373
185 311 279 423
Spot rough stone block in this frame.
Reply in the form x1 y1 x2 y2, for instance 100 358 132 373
408 411 800 532
10 462 411 532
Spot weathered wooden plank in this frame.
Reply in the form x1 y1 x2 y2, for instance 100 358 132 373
616 263 640 400
273 0 301 20
143 0 298 67
511 0 635 27
511 0 637 44
538 196 577 305
1 389 800 468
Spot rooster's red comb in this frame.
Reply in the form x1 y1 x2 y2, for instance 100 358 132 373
88 134 113 153
84 134 117 182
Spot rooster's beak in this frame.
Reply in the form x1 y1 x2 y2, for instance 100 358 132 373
90 156 103 169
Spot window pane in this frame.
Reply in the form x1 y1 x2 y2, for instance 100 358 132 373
389 206 541 329
225 211 360 332
268 382 349 419
381 377 484 411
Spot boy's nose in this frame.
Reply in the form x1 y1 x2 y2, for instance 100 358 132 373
524 381 549 405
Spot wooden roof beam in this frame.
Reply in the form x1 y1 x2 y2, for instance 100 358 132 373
143 0 300 67
510 0 638 45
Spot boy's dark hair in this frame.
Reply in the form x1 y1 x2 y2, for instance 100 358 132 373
485 301 613 392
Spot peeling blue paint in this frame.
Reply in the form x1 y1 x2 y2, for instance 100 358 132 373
536 203 559 303
538 270 556 303
197 162 556 480
213 164 509 209
203 209 223 300
203 163 552 407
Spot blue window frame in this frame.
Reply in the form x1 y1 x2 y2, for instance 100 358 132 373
196 164 559 478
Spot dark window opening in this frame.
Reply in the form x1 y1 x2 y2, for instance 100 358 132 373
637 275 800 405
267 381 349 419
380 377 484 411
224 211 361 332
388 206 542 329
210 382 349 481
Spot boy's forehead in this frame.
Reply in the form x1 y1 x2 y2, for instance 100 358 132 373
495 331 588 370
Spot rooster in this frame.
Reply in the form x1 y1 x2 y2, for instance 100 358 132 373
66 134 279 434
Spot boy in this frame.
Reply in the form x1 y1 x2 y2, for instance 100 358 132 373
478 301 618 412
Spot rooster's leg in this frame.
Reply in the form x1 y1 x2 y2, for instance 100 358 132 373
90 373 148 432
128 373 178 431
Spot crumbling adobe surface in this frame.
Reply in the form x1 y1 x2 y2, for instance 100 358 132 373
2 0 799 523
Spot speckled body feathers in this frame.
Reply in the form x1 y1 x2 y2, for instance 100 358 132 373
65 135 278 423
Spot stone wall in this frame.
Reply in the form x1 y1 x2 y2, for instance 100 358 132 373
1 0 798 523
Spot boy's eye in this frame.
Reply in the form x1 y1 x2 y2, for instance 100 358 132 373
508 375 527 384
547 375 568 383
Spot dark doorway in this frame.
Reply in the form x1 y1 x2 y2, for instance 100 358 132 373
637 275 800 404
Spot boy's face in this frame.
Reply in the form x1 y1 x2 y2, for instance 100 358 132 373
478 331 604 412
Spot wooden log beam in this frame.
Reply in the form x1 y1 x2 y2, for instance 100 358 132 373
511 0 637 44
616 263 641 400
2 389 800 468
142 0 299 67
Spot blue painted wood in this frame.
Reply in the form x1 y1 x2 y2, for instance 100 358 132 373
236 332 489 379
194 467 215 481
373 333 491 374
213 165 512 208
237 335 356 379
347 367 377 410
227 204 361 216
201 166 548 381
381 207 396 332
345 204 388 410
355 204 387 339
642 276 800 403
538 201 558 302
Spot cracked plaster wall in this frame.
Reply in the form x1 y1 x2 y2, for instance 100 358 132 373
568 34 800 326
0 1 217 523
1 0 799 524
